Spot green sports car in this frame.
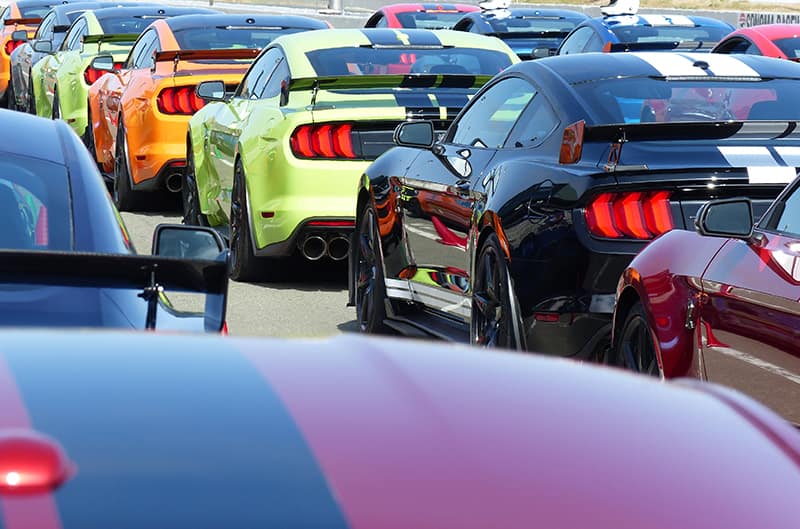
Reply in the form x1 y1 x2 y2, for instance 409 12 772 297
33 5 215 136
186 28 518 281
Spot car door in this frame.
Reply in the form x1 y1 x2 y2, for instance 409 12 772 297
700 181 800 424
208 47 284 215
43 16 86 108
399 76 535 320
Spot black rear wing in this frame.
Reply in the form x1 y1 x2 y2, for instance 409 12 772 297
584 120 800 143
82 33 139 49
607 40 717 52
288 73 493 92
0 249 228 332
154 48 260 72
3 18 42 26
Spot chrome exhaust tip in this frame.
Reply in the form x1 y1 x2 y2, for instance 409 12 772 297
300 235 326 261
327 235 350 261
165 172 182 193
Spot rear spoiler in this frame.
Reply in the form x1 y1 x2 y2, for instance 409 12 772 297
606 40 717 52
584 121 791 143
487 30 570 39
82 33 139 47
289 73 492 92
154 48 259 71
3 17 42 26
0 249 228 332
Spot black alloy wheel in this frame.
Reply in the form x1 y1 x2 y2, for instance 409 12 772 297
355 203 389 334
182 144 208 226
615 301 662 377
471 233 525 350
113 117 144 211
229 159 261 282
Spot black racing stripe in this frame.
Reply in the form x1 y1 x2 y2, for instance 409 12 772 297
400 75 438 88
3 332 350 529
395 91 435 108
438 75 477 88
361 28 442 47
435 92 470 109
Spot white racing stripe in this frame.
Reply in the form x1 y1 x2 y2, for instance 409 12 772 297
635 52 760 77
775 146 800 167
695 53 760 77
747 166 797 184
636 52 700 76
639 14 694 26
717 146 797 183
718 146 779 166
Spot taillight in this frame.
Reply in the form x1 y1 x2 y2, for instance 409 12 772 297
585 191 674 240
83 62 122 85
559 120 584 164
156 86 205 115
290 123 356 159
4 38 25 56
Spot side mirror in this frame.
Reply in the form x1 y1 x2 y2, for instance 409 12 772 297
91 54 114 72
32 40 52 53
11 30 27 42
695 198 754 238
196 80 226 102
532 46 552 59
152 224 227 260
394 121 434 148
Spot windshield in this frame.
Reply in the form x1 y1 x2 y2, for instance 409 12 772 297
572 76 800 124
488 16 582 35
610 24 730 44
395 11 468 29
99 15 166 34
172 26 311 50
306 47 513 76
0 155 71 251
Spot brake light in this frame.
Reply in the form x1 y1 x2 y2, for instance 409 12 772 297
4 38 25 56
585 191 674 240
307 220 355 227
157 86 205 115
559 120 584 164
290 123 356 159
83 61 122 85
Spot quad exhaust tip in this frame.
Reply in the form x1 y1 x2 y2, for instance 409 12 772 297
299 234 350 261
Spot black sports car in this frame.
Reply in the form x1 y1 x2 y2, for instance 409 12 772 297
349 51 800 359
0 108 228 331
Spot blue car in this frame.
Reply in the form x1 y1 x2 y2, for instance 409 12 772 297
452 6 588 60
556 11 734 54
0 108 229 331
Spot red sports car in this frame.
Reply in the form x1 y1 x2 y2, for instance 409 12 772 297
613 176 800 425
1 330 800 527
713 24 800 59
364 3 478 29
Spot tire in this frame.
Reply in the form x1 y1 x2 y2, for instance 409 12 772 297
52 88 60 120
613 301 662 377
113 117 144 212
83 107 97 158
26 77 35 114
470 233 526 350
6 76 15 111
229 159 262 282
182 144 209 226
354 203 389 334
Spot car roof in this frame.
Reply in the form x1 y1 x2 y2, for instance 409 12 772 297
732 23 800 39
0 109 66 164
87 5 217 21
162 13 327 31
524 50 800 84
0 329 799 527
596 12 733 28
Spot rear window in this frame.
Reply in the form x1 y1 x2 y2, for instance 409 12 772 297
488 16 581 34
172 26 310 50
306 47 513 76
0 155 71 250
573 76 800 125
19 6 51 18
99 16 166 35
610 24 729 44
774 37 800 59
395 11 468 29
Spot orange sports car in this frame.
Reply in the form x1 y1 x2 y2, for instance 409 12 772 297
0 0 69 106
87 13 327 211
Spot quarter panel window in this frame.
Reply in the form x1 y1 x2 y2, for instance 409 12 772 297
558 26 595 55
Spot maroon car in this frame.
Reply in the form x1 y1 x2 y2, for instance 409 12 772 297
713 24 800 60
1 329 800 527
613 176 800 425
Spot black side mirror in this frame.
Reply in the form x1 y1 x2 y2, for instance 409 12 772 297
196 80 227 102
11 30 27 42
695 198 754 239
32 40 52 53
394 121 434 148
152 224 227 260
91 54 114 72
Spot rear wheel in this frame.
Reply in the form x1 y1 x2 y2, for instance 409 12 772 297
6 76 16 110
51 88 60 120
113 116 145 212
471 233 526 350
614 301 662 377
229 159 262 282
26 77 36 114
182 144 209 226
355 203 389 333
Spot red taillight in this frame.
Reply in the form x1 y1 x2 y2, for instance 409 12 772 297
307 220 356 227
559 120 584 164
156 86 205 115
83 62 122 85
585 191 674 240
290 123 356 159
4 39 24 56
